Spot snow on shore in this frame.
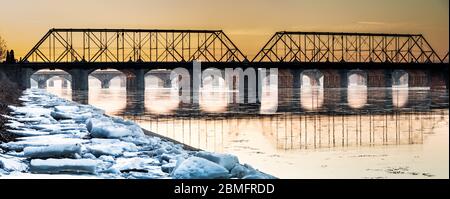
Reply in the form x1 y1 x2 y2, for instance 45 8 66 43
0 89 275 179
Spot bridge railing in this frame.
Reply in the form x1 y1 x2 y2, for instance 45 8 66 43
21 28 247 63
252 31 445 64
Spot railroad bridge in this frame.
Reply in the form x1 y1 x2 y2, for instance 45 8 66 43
1 28 448 96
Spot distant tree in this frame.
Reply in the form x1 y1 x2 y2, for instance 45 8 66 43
9 50 15 63
0 35 6 61
5 50 9 63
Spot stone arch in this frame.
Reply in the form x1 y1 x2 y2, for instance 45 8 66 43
46 75 72 88
88 69 125 89
392 70 409 87
145 69 172 89
347 70 367 87
300 70 324 88
202 68 226 89
30 69 71 89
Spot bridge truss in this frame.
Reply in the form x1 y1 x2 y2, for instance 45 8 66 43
252 31 445 63
22 29 247 63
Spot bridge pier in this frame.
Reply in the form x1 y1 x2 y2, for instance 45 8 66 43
101 80 111 89
121 69 147 92
339 70 349 104
38 80 47 89
72 91 89 104
67 69 92 91
48 79 55 87
291 69 302 109
339 70 349 88
125 90 146 115
90 72 121 89
384 70 393 87
367 70 386 88
322 70 341 88
62 79 68 88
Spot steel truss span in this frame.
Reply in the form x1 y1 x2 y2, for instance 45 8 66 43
22 28 247 63
252 31 445 63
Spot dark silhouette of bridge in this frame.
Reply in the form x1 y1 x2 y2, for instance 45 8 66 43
1 28 448 94
31 69 172 89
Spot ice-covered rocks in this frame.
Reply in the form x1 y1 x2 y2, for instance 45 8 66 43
172 157 230 179
230 164 275 179
0 89 275 179
54 106 80 113
30 159 98 174
7 129 50 137
23 144 82 159
51 111 74 120
86 139 138 157
110 157 160 173
9 106 52 117
0 155 28 172
195 151 239 171
86 117 145 139
1 134 88 151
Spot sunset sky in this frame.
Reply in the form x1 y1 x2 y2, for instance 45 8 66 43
0 0 448 59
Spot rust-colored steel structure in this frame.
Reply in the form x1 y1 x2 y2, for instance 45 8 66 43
22 28 247 63
21 29 447 64
252 31 445 63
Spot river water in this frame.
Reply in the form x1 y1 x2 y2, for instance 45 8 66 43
31 69 449 179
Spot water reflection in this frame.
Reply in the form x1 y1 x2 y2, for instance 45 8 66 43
125 110 443 151
37 68 448 178
145 89 180 114
300 87 324 111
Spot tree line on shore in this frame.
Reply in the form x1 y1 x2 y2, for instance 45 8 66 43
0 35 22 142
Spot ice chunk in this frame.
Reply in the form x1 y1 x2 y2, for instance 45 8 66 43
10 107 52 117
119 136 151 146
99 155 115 163
172 157 230 179
230 164 248 178
29 124 62 133
110 157 159 172
126 167 168 179
73 112 94 123
1 134 88 151
23 144 82 159
230 164 276 179
86 117 144 138
5 120 26 129
86 139 138 157
30 159 98 174
82 153 96 159
0 155 28 172
7 129 50 137
51 111 74 120
54 106 79 113
16 117 50 123
195 151 239 171
161 162 177 173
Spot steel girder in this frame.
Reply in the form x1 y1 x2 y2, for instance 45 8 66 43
252 31 445 63
22 28 247 63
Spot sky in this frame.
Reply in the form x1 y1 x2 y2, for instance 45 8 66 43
0 0 448 59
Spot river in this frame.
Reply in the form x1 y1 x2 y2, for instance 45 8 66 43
31 69 449 178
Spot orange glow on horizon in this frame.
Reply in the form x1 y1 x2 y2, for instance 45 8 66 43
0 0 448 60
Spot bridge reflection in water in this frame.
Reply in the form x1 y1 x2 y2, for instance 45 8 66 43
36 68 448 152
124 110 443 151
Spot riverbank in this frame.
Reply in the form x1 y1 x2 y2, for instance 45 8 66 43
0 89 275 179
0 71 23 143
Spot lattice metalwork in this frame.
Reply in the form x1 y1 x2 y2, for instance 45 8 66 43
22 28 247 63
253 31 444 63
